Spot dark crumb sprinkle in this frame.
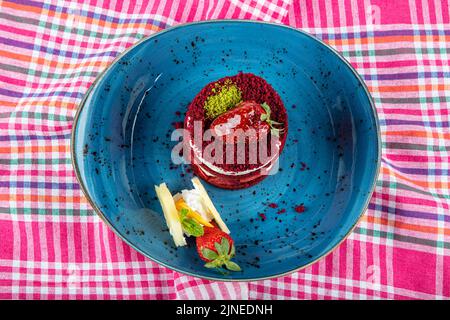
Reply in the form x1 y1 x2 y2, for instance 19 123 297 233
300 162 309 171
258 213 266 221
83 144 88 155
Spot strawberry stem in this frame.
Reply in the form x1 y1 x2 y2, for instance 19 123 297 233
202 239 241 272
260 102 284 137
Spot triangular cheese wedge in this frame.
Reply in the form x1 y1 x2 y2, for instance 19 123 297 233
154 183 186 247
191 177 230 234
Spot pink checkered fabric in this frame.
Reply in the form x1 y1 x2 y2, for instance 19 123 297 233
0 0 449 299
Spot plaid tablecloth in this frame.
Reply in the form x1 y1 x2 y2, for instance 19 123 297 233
0 0 449 300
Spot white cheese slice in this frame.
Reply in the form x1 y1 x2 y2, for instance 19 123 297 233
154 183 186 247
191 177 230 234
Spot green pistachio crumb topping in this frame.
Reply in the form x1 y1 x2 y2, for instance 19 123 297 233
204 80 242 119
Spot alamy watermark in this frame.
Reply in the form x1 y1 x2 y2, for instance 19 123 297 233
169 120 282 175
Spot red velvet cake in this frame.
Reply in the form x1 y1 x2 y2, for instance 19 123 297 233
184 73 288 189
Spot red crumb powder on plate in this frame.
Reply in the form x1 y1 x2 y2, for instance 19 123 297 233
277 208 286 214
295 204 305 213
171 121 184 129
267 203 278 208
258 213 267 221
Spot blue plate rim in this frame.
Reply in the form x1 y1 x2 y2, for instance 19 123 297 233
70 19 381 282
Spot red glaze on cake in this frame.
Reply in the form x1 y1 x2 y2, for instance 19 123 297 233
184 73 288 189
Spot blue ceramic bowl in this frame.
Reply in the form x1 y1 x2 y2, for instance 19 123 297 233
72 20 380 281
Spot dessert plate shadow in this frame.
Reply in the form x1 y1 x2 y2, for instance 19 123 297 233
71 20 380 281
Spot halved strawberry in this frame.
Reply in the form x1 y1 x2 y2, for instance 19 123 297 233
196 226 241 272
210 101 283 143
